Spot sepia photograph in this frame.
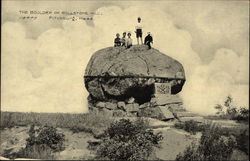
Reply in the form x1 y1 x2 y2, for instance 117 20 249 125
1 0 249 160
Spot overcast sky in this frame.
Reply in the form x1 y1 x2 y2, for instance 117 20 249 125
1 0 249 114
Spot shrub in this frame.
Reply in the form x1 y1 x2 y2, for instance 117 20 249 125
95 119 163 160
174 120 208 135
232 107 249 123
235 128 249 155
32 126 65 152
17 125 65 159
199 124 236 160
176 124 237 161
176 143 202 161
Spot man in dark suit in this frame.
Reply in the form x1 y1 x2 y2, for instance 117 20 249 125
144 32 153 49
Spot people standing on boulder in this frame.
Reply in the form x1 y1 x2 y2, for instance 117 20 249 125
114 33 121 47
121 32 127 47
135 17 143 45
144 32 153 49
126 32 133 48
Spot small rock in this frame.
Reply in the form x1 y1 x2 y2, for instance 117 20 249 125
158 106 175 120
134 103 139 109
126 97 135 104
150 95 182 106
96 102 106 109
105 102 117 110
125 103 139 112
138 107 159 118
117 101 126 110
139 102 151 109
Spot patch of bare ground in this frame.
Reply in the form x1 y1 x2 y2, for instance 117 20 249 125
154 127 201 160
54 128 96 160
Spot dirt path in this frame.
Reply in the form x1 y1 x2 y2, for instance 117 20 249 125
55 128 96 160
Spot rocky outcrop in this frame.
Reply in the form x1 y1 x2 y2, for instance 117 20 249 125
88 94 184 120
0 127 29 159
84 45 185 104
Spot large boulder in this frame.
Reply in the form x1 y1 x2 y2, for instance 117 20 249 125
84 45 185 104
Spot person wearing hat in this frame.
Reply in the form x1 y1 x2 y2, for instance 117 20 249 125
135 17 143 45
121 32 127 47
126 32 133 48
114 33 121 47
144 32 153 49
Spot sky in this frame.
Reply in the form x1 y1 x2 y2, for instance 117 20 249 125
1 0 249 114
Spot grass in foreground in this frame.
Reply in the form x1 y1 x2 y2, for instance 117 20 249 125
1 111 114 136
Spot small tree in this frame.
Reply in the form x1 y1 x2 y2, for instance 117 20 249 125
224 95 233 108
214 96 249 122
214 104 224 115
96 119 163 160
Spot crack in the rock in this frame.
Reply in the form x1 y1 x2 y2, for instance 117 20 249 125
137 55 150 75
98 78 107 100
107 63 116 72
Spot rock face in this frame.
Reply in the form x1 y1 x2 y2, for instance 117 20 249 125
84 45 185 104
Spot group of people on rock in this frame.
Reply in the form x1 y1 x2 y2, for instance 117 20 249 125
114 17 153 49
